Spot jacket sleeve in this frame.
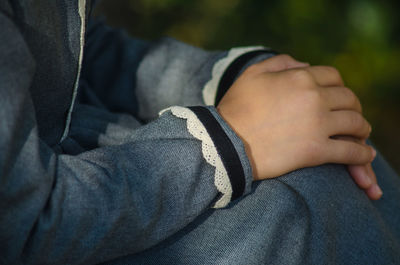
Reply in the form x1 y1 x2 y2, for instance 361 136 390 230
80 19 277 122
0 13 253 264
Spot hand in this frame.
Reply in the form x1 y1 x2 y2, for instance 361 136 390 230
217 54 381 199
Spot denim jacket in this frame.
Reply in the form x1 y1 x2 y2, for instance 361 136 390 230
0 1 275 263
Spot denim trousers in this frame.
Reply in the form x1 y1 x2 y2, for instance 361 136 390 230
106 150 400 265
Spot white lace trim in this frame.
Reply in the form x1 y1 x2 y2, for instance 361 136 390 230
60 0 86 142
202 46 268 106
160 106 232 208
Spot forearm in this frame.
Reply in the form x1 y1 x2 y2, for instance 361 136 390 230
1 106 254 264
0 14 255 262
80 19 276 121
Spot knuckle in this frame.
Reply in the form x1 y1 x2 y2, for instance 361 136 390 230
325 66 343 82
364 122 372 138
353 95 363 113
345 144 371 163
346 88 362 111
291 68 314 87
343 86 355 98
349 91 358 105
346 146 359 161
326 66 341 77
351 113 365 131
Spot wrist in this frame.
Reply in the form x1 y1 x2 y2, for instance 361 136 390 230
216 105 260 181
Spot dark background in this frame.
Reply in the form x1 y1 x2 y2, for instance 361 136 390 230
94 0 400 173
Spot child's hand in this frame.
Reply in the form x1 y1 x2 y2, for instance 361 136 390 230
217 54 382 200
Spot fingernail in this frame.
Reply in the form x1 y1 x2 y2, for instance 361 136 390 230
371 184 383 197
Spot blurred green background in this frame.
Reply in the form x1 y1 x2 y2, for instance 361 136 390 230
95 0 400 173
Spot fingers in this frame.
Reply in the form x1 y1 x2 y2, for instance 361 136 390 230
251 54 310 74
365 162 377 186
365 163 383 200
347 164 382 200
348 164 372 188
326 111 371 139
326 138 383 199
305 66 345 87
322 86 362 113
256 60 344 87
335 135 382 200
325 139 375 165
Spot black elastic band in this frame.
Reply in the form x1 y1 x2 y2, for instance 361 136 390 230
215 50 277 105
188 106 246 200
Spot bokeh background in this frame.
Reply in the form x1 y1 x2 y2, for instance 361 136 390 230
94 0 400 173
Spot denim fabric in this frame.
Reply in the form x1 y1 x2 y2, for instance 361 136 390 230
79 19 229 122
4 0 87 146
107 153 400 265
0 2 254 264
1 1 400 265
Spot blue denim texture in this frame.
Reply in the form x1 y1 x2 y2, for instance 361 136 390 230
0 2 253 263
1 1 400 265
111 152 400 265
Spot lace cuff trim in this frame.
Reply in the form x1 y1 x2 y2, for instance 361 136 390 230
202 46 268 106
160 106 232 208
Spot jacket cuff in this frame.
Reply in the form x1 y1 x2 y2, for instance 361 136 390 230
204 106 253 197
160 105 253 208
202 46 277 106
